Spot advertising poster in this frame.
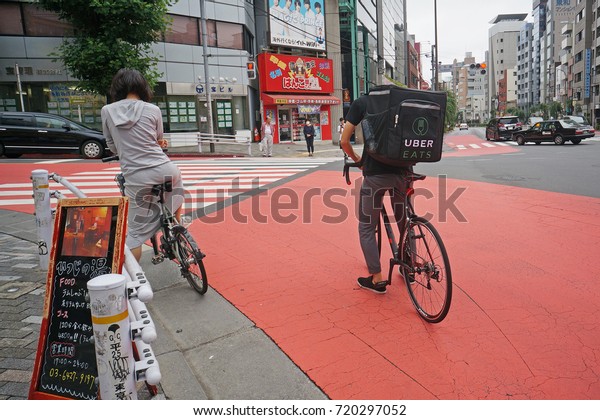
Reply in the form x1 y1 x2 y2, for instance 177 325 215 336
269 0 326 51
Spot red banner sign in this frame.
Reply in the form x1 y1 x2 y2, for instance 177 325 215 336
258 53 334 94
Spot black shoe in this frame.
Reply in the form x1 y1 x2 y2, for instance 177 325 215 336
357 276 387 294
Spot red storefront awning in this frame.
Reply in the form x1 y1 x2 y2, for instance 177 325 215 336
261 93 341 105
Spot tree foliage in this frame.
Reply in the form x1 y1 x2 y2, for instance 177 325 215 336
39 0 175 96
444 89 458 131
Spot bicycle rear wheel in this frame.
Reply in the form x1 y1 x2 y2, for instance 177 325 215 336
172 226 208 295
402 217 452 323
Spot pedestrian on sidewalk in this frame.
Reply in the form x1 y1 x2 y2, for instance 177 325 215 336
101 68 184 262
261 115 275 157
338 117 345 147
303 119 315 156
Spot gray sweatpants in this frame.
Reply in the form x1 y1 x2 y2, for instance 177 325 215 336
359 174 408 274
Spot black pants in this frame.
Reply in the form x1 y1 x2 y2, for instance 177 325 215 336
305 136 314 153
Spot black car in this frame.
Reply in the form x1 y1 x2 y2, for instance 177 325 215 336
485 116 523 141
0 112 110 159
512 120 589 145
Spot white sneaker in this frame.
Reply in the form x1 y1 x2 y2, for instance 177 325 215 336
180 215 193 228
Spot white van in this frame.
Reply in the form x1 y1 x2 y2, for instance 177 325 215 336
527 116 543 127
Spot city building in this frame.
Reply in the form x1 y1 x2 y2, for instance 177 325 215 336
517 22 535 113
0 0 257 136
488 14 528 117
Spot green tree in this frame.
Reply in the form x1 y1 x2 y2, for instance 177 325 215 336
39 0 175 96
444 89 458 131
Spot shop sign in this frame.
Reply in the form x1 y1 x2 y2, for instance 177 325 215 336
258 53 334 94
298 105 321 114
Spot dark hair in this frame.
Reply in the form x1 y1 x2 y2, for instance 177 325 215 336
314 2 321 8
109 68 153 102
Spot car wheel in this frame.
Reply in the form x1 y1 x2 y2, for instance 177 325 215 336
571 138 582 145
0 143 4 157
553 135 565 145
81 140 103 159
5 153 22 158
535 142 541 145
515 135 525 145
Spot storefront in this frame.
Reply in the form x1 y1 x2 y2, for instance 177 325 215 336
258 53 340 143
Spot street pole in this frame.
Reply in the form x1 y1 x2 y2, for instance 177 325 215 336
433 0 438 91
200 0 215 152
15 63 25 111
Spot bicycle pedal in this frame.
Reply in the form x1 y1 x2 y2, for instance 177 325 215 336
151 254 165 265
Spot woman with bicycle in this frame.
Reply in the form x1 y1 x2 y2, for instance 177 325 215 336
340 95 412 294
101 68 184 262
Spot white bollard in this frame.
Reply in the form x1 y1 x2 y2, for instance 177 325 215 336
31 170 53 270
88 274 137 400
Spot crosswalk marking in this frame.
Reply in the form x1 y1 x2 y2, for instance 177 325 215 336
0 157 341 211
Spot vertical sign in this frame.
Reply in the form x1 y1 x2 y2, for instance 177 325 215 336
29 197 128 400
585 48 592 99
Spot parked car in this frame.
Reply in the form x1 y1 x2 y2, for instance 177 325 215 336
485 116 523 141
0 112 110 159
512 120 589 145
459 123 468 130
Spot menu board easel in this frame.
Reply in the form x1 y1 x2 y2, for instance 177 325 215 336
29 197 128 400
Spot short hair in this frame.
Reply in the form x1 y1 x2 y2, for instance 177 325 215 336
304 0 310 5
109 68 153 103
314 2 321 8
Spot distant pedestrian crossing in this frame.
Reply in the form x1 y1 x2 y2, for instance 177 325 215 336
452 136 600 151
0 157 341 212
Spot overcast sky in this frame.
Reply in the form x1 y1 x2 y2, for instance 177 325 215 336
406 0 532 65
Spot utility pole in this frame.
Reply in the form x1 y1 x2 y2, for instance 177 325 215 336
200 0 215 152
433 0 439 91
15 63 25 111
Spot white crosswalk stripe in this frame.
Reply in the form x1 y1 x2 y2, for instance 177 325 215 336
0 157 341 210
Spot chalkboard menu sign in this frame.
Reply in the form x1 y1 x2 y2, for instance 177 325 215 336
29 197 128 400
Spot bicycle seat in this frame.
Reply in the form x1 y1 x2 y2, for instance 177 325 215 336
151 180 173 195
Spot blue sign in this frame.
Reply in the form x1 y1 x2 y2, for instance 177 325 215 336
195 84 204 94
585 48 592 99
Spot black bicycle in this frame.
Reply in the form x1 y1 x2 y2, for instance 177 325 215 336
103 155 208 295
343 158 452 323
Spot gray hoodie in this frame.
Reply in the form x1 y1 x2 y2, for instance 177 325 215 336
101 99 170 177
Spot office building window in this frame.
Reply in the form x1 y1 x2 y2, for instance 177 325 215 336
22 4 74 36
165 15 200 45
216 21 243 49
0 2 23 35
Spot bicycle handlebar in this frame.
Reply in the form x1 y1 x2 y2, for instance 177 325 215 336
343 156 361 185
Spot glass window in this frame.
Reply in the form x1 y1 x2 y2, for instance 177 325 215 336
36 116 67 129
199 20 217 47
22 4 74 36
1 113 34 127
165 15 199 45
0 3 24 35
216 22 243 49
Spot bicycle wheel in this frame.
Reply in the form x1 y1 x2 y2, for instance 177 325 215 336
172 226 208 295
402 216 452 323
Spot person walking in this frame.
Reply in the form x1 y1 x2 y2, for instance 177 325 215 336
101 68 185 262
337 117 345 148
340 95 412 294
303 119 315 156
261 115 275 157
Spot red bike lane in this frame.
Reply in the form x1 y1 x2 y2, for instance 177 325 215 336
190 169 600 400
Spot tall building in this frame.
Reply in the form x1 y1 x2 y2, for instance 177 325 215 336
571 0 594 119
532 0 548 106
517 22 535 112
488 14 528 116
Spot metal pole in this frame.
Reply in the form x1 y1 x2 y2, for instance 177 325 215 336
200 0 215 152
15 63 25 111
31 170 52 269
433 0 439 91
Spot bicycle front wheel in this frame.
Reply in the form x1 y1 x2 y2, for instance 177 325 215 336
172 226 208 295
402 217 452 323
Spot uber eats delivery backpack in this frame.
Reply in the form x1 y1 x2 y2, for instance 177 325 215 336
359 85 447 166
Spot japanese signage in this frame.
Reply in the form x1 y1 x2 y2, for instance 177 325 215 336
29 197 128 400
258 53 334 94
268 0 326 51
